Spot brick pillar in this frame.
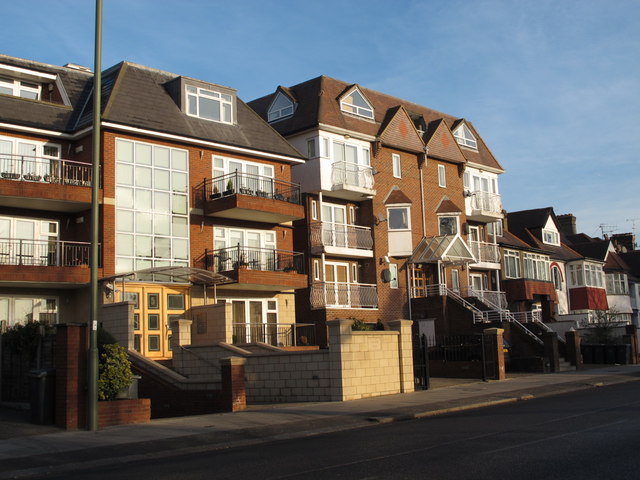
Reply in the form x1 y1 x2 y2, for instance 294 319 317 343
55 324 88 430
483 328 506 380
543 331 560 373
220 357 246 412
170 319 192 350
624 324 638 364
389 319 414 393
326 318 353 401
565 329 583 370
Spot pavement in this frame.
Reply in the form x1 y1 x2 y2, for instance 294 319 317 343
1 365 640 479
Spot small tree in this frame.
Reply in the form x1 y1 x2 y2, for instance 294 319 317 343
582 309 625 344
98 343 133 401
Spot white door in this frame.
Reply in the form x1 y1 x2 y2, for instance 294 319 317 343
322 204 347 247
325 262 350 306
17 142 37 177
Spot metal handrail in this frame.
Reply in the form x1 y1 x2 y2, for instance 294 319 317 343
331 161 374 189
468 240 501 263
232 323 316 347
309 221 373 250
0 238 99 266
462 287 508 310
469 191 502 214
202 246 305 274
310 282 378 309
198 172 301 205
0 154 93 186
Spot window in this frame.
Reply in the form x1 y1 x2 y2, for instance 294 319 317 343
552 266 563 290
186 85 232 123
340 88 373 119
438 216 458 235
438 164 446 187
392 154 401 178
543 229 560 246
167 294 185 310
267 92 294 122
463 171 471 189
313 259 320 280
307 138 317 159
504 250 521 279
388 207 410 230
311 200 318 220
451 269 460 291
453 124 478 149
606 273 628 295
147 335 160 351
133 313 140 330
0 295 58 327
147 314 160 330
389 264 398 289
115 139 189 275
0 77 41 100
487 220 503 237
569 263 604 288
523 253 550 281
147 293 159 309
123 292 139 309
214 226 276 270
212 156 274 195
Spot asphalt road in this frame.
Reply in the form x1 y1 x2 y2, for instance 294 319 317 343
37 381 640 480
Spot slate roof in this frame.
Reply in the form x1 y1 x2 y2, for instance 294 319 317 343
248 75 503 171
619 252 640 279
0 55 303 161
0 54 93 133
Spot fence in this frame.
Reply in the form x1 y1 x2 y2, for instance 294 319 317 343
0 154 92 186
0 238 96 266
310 282 378 309
199 172 301 204
232 323 316 347
309 222 373 250
331 161 374 189
202 246 305 274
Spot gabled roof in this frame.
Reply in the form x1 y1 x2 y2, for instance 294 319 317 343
248 75 503 171
424 119 467 164
384 188 412 205
435 197 462 214
377 105 425 153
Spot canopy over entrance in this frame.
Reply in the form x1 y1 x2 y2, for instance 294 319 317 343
102 266 233 286
409 234 475 265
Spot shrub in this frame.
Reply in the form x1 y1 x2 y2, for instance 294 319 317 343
350 318 370 331
98 343 133 401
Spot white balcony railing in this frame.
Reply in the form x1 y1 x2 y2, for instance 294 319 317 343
310 222 373 251
469 191 502 215
331 162 374 190
469 241 501 263
310 282 378 309
462 287 508 310
0 238 96 266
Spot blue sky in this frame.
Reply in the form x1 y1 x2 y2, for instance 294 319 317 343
3 0 639 239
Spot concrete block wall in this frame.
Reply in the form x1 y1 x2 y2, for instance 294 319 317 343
100 301 133 349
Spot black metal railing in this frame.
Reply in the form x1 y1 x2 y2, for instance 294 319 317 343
0 154 93 187
0 238 100 266
202 246 305 274
198 172 301 204
232 323 316 347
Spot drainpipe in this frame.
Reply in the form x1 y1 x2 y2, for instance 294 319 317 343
406 264 413 321
420 147 428 237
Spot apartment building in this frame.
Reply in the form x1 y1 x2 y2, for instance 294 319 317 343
0 54 307 358
249 76 506 341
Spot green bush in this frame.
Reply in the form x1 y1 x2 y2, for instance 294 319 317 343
98 343 133 401
350 318 370 331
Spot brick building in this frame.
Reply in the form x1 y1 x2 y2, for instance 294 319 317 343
0 54 308 358
249 76 507 342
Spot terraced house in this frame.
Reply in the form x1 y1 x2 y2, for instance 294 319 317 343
249 76 507 342
0 54 308 358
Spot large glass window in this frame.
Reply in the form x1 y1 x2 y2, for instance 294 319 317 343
115 139 189 274
453 124 477 149
606 273 628 294
569 263 604 288
388 207 410 230
504 250 521 279
267 92 294 122
340 88 373 119
438 216 458 235
523 253 550 281
0 295 58 327
186 85 233 123
0 77 41 100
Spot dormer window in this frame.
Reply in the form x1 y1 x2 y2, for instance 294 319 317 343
186 85 233 124
267 92 294 122
453 124 477 149
542 229 560 246
340 87 374 119
0 76 41 100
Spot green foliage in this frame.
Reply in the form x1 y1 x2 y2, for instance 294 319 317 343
226 179 234 191
350 318 371 331
1 321 54 353
374 320 385 331
98 343 133 401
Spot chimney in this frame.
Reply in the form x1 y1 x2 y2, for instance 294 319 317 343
611 233 636 253
556 214 576 236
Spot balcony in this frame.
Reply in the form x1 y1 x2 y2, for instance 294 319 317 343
466 191 503 222
310 282 378 309
199 172 304 224
0 238 100 286
201 246 307 291
461 287 508 310
232 323 316 347
309 221 374 258
0 154 93 212
469 240 501 267
330 161 376 201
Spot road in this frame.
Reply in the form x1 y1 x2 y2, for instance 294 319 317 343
38 381 640 479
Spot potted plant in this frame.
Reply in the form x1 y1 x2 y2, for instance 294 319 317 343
210 185 221 199
239 186 253 195
23 173 42 182
1 171 21 180
223 179 235 196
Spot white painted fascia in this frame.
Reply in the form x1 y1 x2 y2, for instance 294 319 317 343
101 122 305 164
0 122 91 139
464 161 504 175
318 123 376 142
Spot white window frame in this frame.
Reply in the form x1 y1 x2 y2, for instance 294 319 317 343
543 229 560 246
0 77 41 100
392 153 401 178
552 266 563 290
606 272 628 295
267 92 294 122
504 250 521 279
387 206 411 231
438 164 446 187
389 264 399 289
313 259 321 281
185 85 233 124
453 124 478 149
451 269 460 292
311 200 318 220
438 215 459 236
339 87 374 119
523 253 550 281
